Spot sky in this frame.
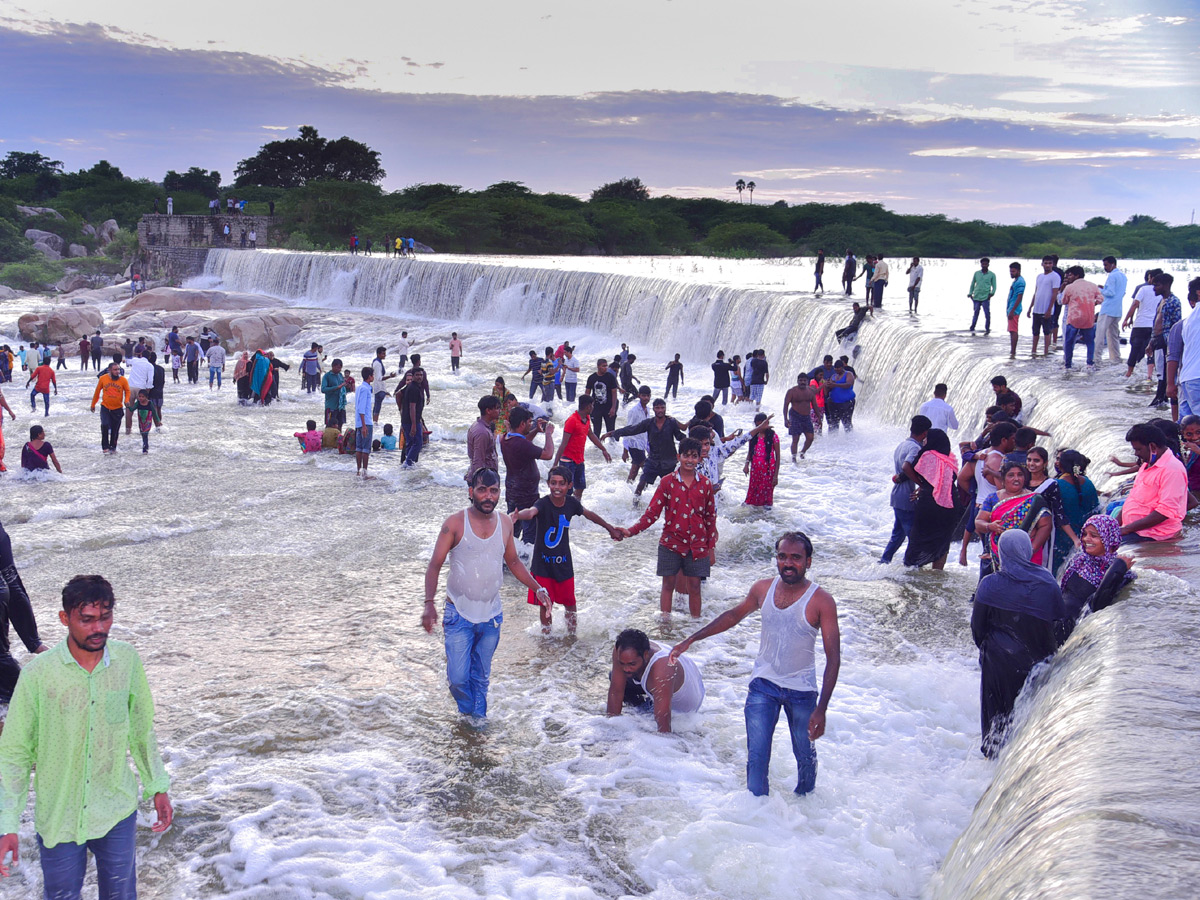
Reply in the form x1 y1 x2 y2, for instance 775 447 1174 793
1 0 1198 225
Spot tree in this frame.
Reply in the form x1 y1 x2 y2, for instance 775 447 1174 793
481 181 532 196
735 179 746 203
705 222 788 255
0 151 63 180
1084 216 1111 229
747 181 756 204
163 167 222 196
234 126 384 188
591 177 650 203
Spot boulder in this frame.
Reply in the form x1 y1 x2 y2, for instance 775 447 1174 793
98 220 120 246
67 243 88 258
0 286 21 300
33 242 62 261
16 206 65 220
55 274 92 294
19 306 106 343
24 229 64 252
211 313 306 352
116 287 278 315
81 223 98 238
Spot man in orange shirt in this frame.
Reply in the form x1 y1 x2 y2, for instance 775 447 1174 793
1060 265 1102 370
25 361 57 417
1119 422 1188 543
90 362 131 453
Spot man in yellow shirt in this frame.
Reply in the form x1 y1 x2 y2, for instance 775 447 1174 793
90 362 131 453
0 575 172 898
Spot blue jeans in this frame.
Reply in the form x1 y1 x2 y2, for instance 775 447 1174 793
1062 324 1095 368
443 604 502 717
744 678 818 796
880 507 915 563
209 365 222 388
1179 379 1200 417
30 389 49 415
403 423 423 465
39 810 137 900
714 386 728 405
970 300 991 331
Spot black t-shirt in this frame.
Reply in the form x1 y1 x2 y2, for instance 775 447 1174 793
532 495 583 581
585 371 619 411
706 412 725 439
500 433 543 503
400 381 426 425
711 360 732 389
666 361 683 382
749 357 769 385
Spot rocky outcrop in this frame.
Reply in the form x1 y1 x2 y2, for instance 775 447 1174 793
24 229 64 252
55 274 92 294
16 206 65 220
33 242 62 260
0 286 21 301
116 287 278 315
211 313 305 352
67 243 89 258
17 306 105 343
98 220 120 246
81 223 98 238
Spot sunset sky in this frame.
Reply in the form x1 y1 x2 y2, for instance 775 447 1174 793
2 0 1197 224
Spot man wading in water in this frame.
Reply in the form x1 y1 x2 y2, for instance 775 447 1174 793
423 469 548 718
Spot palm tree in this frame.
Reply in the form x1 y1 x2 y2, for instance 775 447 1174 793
747 181 756 204
735 179 745 203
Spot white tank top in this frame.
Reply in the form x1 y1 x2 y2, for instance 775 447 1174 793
750 578 820 691
445 510 505 623
634 645 705 714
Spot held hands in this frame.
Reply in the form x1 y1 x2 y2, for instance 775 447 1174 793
616 526 633 539
152 792 173 833
606 526 624 542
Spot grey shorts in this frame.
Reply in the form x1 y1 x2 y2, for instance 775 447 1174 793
657 544 711 578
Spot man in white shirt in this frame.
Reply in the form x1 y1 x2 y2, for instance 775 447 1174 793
205 341 226 390
870 257 889 310
906 257 923 313
1122 268 1163 379
370 346 396 424
395 331 410 371
561 345 581 402
124 350 155 434
1026 256 1061 357
918 383 959 432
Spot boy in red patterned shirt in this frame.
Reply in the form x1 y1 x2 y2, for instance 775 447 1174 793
618 437 717 617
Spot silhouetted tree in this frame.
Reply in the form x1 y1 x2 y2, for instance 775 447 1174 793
735 179 746 203
591 177 650 202
235 126 384 188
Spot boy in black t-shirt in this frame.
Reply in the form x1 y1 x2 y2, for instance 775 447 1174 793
510 466 622 635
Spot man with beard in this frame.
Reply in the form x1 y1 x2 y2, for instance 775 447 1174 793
422 469 548 718
670 532 841 796
0 575 173 895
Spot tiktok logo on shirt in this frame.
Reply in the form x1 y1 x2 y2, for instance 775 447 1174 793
543 514 570 549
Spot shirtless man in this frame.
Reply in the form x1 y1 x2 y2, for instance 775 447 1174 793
606 628 705 733
783 376 817 460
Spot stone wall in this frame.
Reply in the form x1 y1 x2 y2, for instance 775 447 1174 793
137 214 283 280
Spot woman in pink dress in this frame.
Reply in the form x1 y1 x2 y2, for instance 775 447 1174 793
743 412 779 507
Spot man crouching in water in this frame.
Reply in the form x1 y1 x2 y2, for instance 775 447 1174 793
606 628 705 733
671 532 840 796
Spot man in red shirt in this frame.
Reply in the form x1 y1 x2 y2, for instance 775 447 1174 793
618 438 717 617
551 394 612 501
25 361 57 417
1060 264 1102 370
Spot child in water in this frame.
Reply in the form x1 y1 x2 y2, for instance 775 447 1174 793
338 426 357 455
131 390 162 453
294 419 322 453
322 424 341 450
380 423 398 450
170 351 182 382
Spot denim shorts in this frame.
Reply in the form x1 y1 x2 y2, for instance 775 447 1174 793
356 424 374 452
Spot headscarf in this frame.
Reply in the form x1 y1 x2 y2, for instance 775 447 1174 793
232 352 250 381
974 529 1065 622
1059 514 1134 591
914 428 958 508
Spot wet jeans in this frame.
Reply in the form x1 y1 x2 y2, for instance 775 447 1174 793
443 604 502 717
745 677 818 796
403 423 423 465
1062 324 1095 368
880 508 915 563
39 810 137 900
970 300 991 331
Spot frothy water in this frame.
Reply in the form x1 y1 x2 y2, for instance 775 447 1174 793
0 252 1195 897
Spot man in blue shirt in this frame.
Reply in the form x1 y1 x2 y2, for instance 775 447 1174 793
1006 262 1026 360
355 367 374 477
880 416 930 564
1097 256 1127 364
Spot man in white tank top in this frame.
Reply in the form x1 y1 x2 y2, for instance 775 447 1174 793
422 469 549 718
606 628 705 733
671 532 840 796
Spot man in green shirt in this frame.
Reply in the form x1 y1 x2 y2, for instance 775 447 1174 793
0 575 171 898
968 257 997 334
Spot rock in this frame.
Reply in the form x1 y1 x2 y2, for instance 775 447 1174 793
19 306 105 343
211 313 306 352
67 243 88 258
55 274 92 294
116 287 278 315
24 229 64 252
0 286 20 300
98 220 120 246
16 206 65 220
33 242 62 261
81 223 97 238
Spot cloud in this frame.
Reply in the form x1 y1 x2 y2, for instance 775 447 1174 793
261 125 290 131
911 146 1191 163
994 89 1108 104
735 167 897 180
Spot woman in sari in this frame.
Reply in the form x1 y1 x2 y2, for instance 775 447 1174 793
904 429 962 569
971 529 1065 758
1027 447 1080 574
1056 514 1135 643
975 462 1052 578
743 412 779 508
233 352 252 401
249 350 273 404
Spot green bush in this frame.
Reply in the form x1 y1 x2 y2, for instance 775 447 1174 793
704 222 790 255
0 258 64 292
103 229 139 262
283 232 316 251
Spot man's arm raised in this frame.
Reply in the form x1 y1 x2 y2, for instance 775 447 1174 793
669 578 770 662
422 515 462 632
807 588 841 741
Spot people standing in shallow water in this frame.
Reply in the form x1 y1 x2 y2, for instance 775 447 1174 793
971 529 1065 759
744 413 779 508
903 429 962 569
671 532 840 796
607 628 706 733
422 469 548 719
